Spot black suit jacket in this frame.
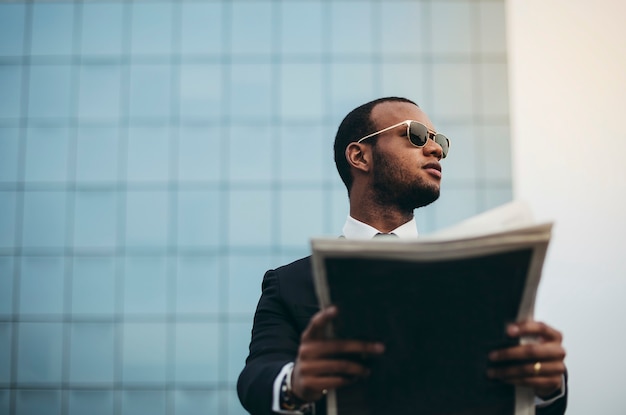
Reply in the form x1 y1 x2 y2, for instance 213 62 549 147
237 256 567 415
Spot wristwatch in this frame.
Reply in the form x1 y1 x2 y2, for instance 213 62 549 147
279 365 312 413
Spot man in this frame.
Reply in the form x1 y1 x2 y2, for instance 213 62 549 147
237 97 567 415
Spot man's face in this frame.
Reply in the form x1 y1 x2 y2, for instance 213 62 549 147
368 101 444 211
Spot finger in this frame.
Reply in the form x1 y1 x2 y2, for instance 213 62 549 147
295 374 363 402
496 375 564 398
507 321 563 342
301 306 338 341
303 376 360 391
489 343 566 362
298 358 373 378
299 339 385 359
487 360 566 380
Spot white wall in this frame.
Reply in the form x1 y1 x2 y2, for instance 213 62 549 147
507 1 626 413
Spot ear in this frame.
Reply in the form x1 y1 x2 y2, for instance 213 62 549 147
345 142 372 173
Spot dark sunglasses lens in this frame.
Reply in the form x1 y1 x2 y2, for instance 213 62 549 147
408 122 449 158
435 134 449 158
408 122 428 146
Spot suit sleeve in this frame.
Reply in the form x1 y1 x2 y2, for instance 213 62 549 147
237 270 302 415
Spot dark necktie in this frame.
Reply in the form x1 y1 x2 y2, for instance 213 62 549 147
373 232 399 239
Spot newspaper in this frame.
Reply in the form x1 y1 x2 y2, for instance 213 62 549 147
311 201 552 415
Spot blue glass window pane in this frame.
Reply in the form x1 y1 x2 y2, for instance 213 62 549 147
231 2 272 55
129 64 171 118
281 1 323 55
430 2 473 55
81 2 124 55
413 192 439 232
174 390 219 415
123 256 167 315
0 257 13 315
330 186 349 234
229 64 272 120
71 256 116 315
19 256 65 316
178 126 221 182
280 249 310 268
176 256 219 314
0 65 22 118
0 323 11 382
174 323 219 383
121 391 166 415
380 2 426 56
73 190 117 248
483 187 513 211
227 389 250 415
0 389 8 414
127 126 170 182
380 64 427 106
435 187 479 226
22 190 67 248
179 64 222 120
227 321 253 382
75 126 119 183
69 323 115 383
177 190 220 248
24 126 70 183
131 2 173 55
16 390 62 415
228 190 272 247
0 4 25 56
69 391 114 415
480 63 510 117
122 323 167 383
438 123 477 183
478 2 507 54
481 124 512 181
330 2 374 55
30 3 74 56
17 322 63 383
280 189 325 247
431 63 473 119
280 63 323 120
78 64 122 120
228 124 273 182
28 64 72 118
125 191 169 248
180 3 222 55
0 128 19 182
0 127 20 183
0 191 16 248
228 255 273 314
279 124 326 182
330 63 375 122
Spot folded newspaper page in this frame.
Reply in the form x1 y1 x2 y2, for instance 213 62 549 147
311 201 552 415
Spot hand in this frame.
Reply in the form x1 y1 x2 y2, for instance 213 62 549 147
291 306 385 403
487 321 566 399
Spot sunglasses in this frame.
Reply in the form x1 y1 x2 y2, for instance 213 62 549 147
357 120 450 158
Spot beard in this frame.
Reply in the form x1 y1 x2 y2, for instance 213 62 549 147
371 149 440 212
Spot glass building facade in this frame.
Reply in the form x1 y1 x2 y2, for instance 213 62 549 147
0 1 511 414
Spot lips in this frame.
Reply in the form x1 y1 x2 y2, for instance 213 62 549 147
422 162 442 178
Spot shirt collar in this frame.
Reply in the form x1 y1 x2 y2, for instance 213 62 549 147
342 216 419 240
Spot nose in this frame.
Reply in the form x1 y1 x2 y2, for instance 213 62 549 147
423 136 443 160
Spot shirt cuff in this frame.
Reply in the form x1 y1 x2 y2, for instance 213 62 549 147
534 375 566 407
272 362 308 414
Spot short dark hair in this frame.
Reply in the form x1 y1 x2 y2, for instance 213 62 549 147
333 96 418 193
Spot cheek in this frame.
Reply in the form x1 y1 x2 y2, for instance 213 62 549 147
399 151 425 170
